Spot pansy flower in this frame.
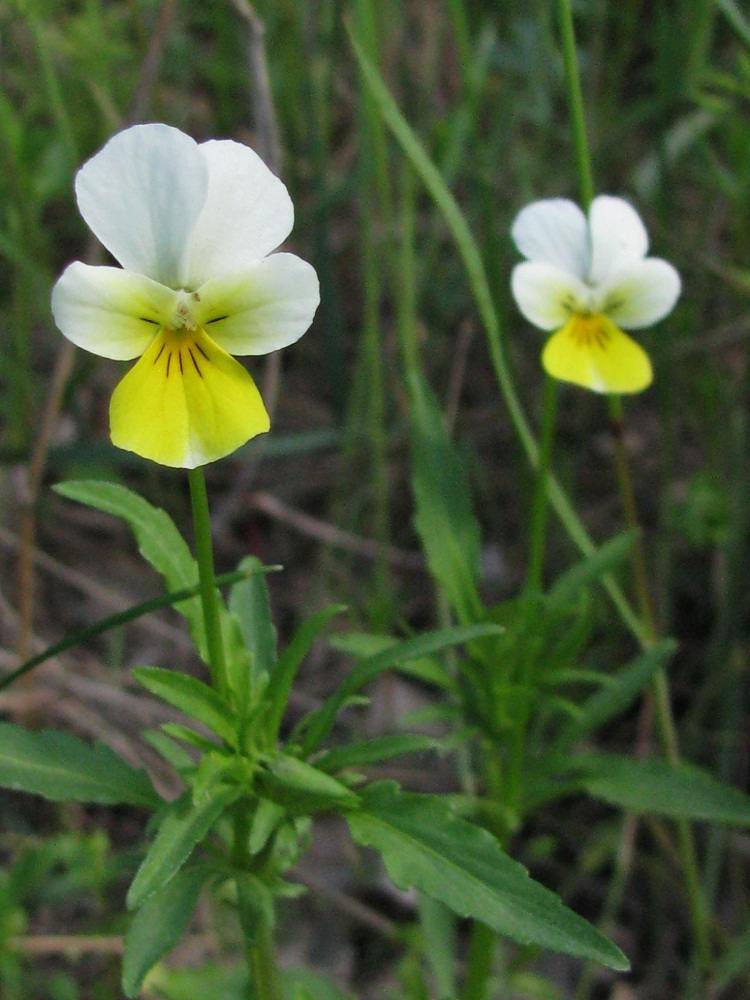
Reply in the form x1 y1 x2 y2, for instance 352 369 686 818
510 196 680 394
52 124 319 468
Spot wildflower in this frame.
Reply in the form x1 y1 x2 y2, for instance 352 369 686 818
510 196 680 393
52 124 319 468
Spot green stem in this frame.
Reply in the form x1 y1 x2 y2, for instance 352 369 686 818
245 904 282 1000
555 0 594 208
188 467 228 697
525 376 558 595
231 805 282 1000
556 0 711 974
607 396 711 971
461 922 496 1000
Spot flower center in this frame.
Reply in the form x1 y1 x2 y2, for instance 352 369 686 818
566 313 612 350
167 290 201 337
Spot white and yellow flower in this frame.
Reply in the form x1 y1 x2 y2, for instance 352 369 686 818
510 195 680 394
52 124 319 468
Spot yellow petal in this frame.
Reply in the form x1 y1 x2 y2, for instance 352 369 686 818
541 314 652 394
109 328 270 468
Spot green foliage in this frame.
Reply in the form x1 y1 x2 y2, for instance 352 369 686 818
573 754 750 823
133 667 239 749
230 555 278 680
256 753 360 813
551 641 677 754
54 481 208 658
314 734 440 773
122 863 213 997
126 786 239 911
0 723 158 808
347 782 628 970
294 624 504 756
408 369 483 623
264 604 347 747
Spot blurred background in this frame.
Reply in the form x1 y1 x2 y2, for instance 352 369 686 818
0 1 749 997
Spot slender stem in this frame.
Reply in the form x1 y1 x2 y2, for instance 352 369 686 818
525 376 558 595
188 467 228 697
608 396 657 638
245 916 282 1000
461 922 496 1000
606 395 711 970
555 0 595 208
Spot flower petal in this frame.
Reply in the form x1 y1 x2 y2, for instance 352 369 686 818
588 196 648 283
511 198 589 277
75 124 208 287
51 262 176 360
193 253 319 355
511 261 592 331
110 329 270 468
542 314 652 394
186 140 294 287
596 258 681 329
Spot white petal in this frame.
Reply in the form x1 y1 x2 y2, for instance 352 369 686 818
588 195 649 284
193 253 319 355
185 140 294 287
596 258 681 329
51 262 176 360
511 261 591 331
75 124 208 288
511 198 590 278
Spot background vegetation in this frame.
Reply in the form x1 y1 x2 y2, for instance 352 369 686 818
1 0 749 997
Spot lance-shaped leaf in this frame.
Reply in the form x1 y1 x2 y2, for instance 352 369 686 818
560 642 675 746
408 370 483 623
264 604 346 747
257 753 359 814
297 623 502 757
133 667 238 748
347 782 628 970
314 734 440 773
0 723 158 808
54 480 207 656
573 754 750 824
122 862 214 996
127 784 240 910
547 530 639 608
230 555 278 683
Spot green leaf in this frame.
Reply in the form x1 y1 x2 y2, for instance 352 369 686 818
347 783 628 970
133 667 238 748
315 734 440 773
408 371 483 622
127 784 240 910
330 632 457 692
142 730 194 775
417 895 457 999
547 530 639 608
554 642 676 752
264 604 346 746
54 481 206 656
574 754 750 824
230 555 277 682
161 723 227 755
297 623 502 756
257 753 359 813
0 723 158 808
122 862 213 997
282 969 354 1000
146 963 247 999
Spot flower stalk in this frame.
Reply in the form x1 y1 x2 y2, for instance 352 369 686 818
188 467 228 697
